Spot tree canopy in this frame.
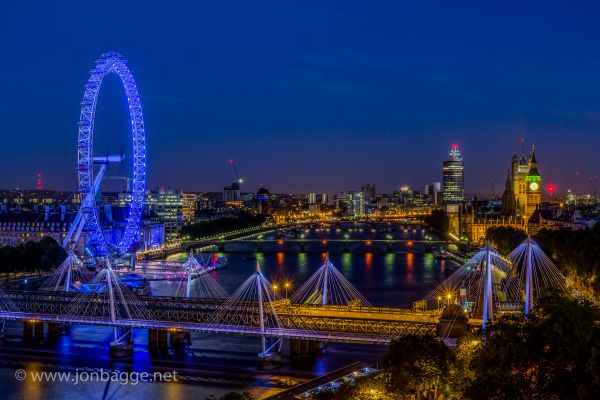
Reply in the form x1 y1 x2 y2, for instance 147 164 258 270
0 237 67 275
180 214 266 240
485 225 527 255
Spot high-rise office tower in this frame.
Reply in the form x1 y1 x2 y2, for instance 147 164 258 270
360 184 376 203
442 144 464 203
223 182 241 203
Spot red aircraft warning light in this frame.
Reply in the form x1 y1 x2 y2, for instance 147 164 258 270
36 172 43 190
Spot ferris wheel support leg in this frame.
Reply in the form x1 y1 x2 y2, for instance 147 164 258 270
64 164 107 251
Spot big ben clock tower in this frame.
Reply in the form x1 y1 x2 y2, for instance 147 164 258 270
524 145 542 221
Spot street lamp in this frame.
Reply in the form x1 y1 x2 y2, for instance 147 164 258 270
284 280 292 299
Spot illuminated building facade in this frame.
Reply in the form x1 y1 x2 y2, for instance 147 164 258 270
223 182 241 204
502 144 542 222
463 144 543 243
256 186 271 215
181 192 198 222
442 144 464 203
349 191 366 217
0 207 164 251
144 190 183 239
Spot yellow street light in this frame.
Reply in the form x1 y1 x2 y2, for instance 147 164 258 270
283 280 293 298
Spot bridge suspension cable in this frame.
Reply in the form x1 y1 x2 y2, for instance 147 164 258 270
207 260 283 356
174 250 228 299
291 253 371 307
423 244 522 330
0 284 19 314
63 263 153 342
39 252 94 292
508 236 568 316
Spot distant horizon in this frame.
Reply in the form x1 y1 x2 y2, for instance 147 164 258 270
0 182 574 200
0 139 578 199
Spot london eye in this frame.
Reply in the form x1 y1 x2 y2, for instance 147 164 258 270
65 52 147 258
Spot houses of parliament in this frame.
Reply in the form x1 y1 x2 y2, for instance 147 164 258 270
461 142 543 243
502 144 543 221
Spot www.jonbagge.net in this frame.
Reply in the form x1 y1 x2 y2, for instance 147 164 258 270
14 368 179 386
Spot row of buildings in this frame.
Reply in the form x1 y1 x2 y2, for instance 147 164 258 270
441 142 599 244
1 141 598 250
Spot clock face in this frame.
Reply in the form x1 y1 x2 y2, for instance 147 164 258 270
529 182 539 191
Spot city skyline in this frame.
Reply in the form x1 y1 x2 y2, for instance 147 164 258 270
0 139 585 199
2 2 600 194
1 4 600 399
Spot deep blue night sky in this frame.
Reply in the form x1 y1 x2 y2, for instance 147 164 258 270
2 1 600 195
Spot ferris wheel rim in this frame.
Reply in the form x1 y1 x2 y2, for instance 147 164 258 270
77 51 146 257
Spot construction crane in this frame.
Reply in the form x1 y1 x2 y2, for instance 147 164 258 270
489 178 497 198
590 176 598 203
229 159 243 185
568 171 579 193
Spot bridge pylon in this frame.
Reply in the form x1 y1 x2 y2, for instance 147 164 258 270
291 253 371 306
424 243 521 333
508 236 568 318
482 243 494 331
62 261 153 358
175 250 228 299
207 260 283 366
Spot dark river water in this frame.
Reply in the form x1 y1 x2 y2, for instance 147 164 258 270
0 223 453 399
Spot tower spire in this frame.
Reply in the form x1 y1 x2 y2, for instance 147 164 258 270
529 144 537 165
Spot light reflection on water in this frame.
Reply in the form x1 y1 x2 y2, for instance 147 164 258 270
0 226 451 399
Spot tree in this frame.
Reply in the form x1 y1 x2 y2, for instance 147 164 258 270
485 226 526 255
448 337 481 398
425 210 449 236
382 334 453 399
23 241 43 272
0 238 66 275
181 214 266 240
536 224 600 295
337 377 401 400
463 292 600 399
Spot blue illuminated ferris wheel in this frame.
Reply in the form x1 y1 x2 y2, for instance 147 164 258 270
75 52 147 257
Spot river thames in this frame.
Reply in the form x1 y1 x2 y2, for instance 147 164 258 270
0 223 454 399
